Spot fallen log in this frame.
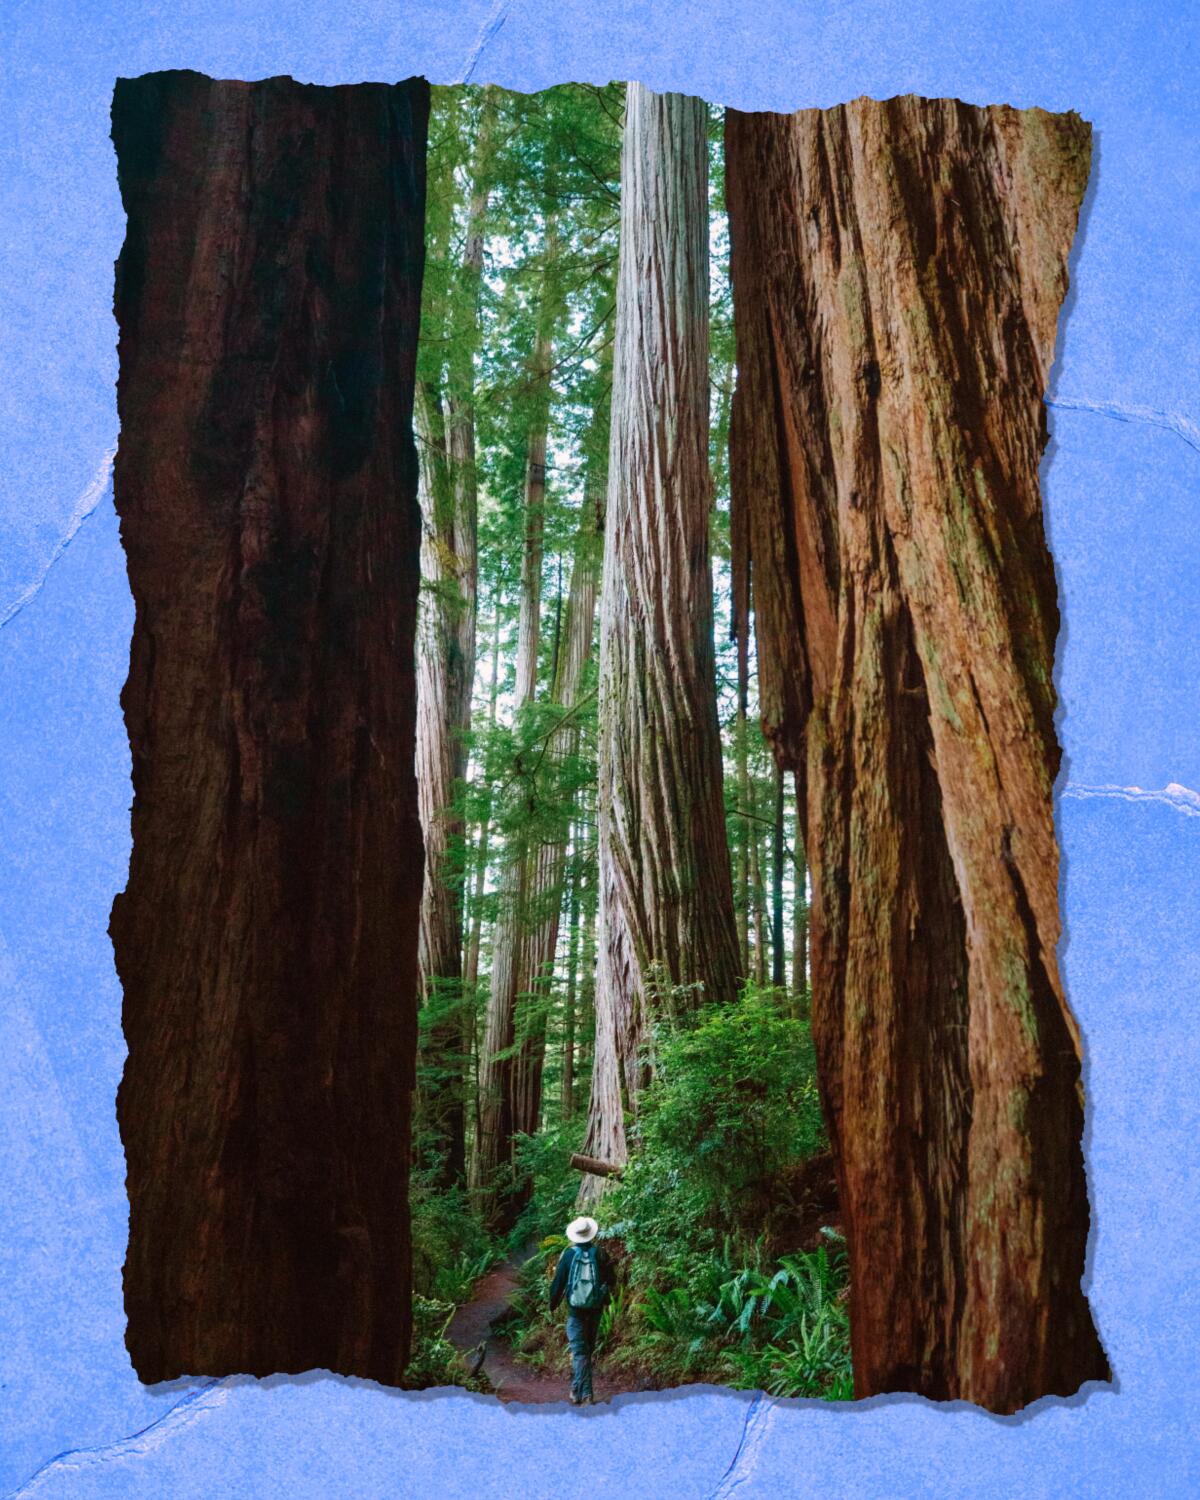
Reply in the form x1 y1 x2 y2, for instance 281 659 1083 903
569 1152 624 1180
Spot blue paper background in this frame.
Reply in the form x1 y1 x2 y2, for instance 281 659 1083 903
2 1 1198 1493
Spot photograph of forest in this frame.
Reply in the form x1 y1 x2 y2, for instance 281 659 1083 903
110 72 1108 1415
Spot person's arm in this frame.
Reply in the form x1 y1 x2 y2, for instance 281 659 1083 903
549 1248 573 1312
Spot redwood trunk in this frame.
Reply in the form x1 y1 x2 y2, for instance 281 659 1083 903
414 377 469 1182
581 84 741 1198
726 96 1106 1411
110 71 428 1383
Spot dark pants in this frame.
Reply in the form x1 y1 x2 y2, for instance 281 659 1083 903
565 1307 601 1401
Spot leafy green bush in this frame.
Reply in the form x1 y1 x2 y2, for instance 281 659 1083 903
609 987 826 1278
708 1246 852 1398
403 1294 475 1390
495 988 849 1400
628 1244 851 1397
409 1172 499 1303
508 1114 589 1248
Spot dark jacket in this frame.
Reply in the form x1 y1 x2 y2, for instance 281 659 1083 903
549 1242 615 1313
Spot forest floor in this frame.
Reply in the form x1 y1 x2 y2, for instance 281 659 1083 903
446 1248 637 1406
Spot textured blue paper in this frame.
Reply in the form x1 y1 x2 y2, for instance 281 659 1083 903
2 1 1198 1493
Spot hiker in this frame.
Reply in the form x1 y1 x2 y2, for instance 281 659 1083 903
549 1215 614 1405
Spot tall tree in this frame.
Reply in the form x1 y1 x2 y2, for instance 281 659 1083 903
471 255 561 1221
110 71 428 1384
464 613 502 993
580 84 741 1197
511 352 610 1141
466 82 622 1217
414 89 498 1184
560 827 583 1119
726 95 1106 1411
792 773 808 1001
771 763 786 988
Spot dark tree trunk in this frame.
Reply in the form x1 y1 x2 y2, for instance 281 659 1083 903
109 71 428 1385
726 95 1106 1412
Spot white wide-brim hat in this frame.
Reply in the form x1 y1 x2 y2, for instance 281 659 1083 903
566 1216 599 1245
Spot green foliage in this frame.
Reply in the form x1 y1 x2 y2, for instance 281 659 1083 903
493 991 848 1400
609 987 826 1274
508 1114 588 1248
490 1235 564 1358
709 1247 853 1399
403 1293 491 1392
409 84 837 1402
625 1244 851 1399
409 1171 499 1304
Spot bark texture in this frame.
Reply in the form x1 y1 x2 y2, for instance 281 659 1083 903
726 95 1106 1411
581 85 741 1198
109 70 428 1384
413 380 468 1182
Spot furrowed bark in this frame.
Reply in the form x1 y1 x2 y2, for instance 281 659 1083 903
561 833 582 1118
110 70 428 1383
580 84 741 1202
414 376 468 1182
726 95 1106 1411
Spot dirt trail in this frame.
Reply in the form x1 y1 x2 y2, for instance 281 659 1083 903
446 1250 627 1406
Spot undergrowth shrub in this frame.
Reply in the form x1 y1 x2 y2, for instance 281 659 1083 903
503 985 850 1400
409 1167 499 1304
610 986 826 1275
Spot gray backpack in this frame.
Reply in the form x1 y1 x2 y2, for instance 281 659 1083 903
567 1245 604 1310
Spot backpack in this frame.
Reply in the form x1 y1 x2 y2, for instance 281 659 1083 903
567 1244 605 1310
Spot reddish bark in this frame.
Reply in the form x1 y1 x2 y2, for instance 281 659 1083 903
109 70 428 1384
726 95 1107 1411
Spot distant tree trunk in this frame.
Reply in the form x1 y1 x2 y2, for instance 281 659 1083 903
561 832 582 1119
735 637 752 972
110 72 428 1384
473 268 558 1222
512 379 609 1144
464 619 502 993
581 84 740 1201
414 100 496 1185
576 817 599 1099
726 95 1106 1412
748 773 768 985
772 763 786 988
414 379 468 1181
792 772 808 1002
